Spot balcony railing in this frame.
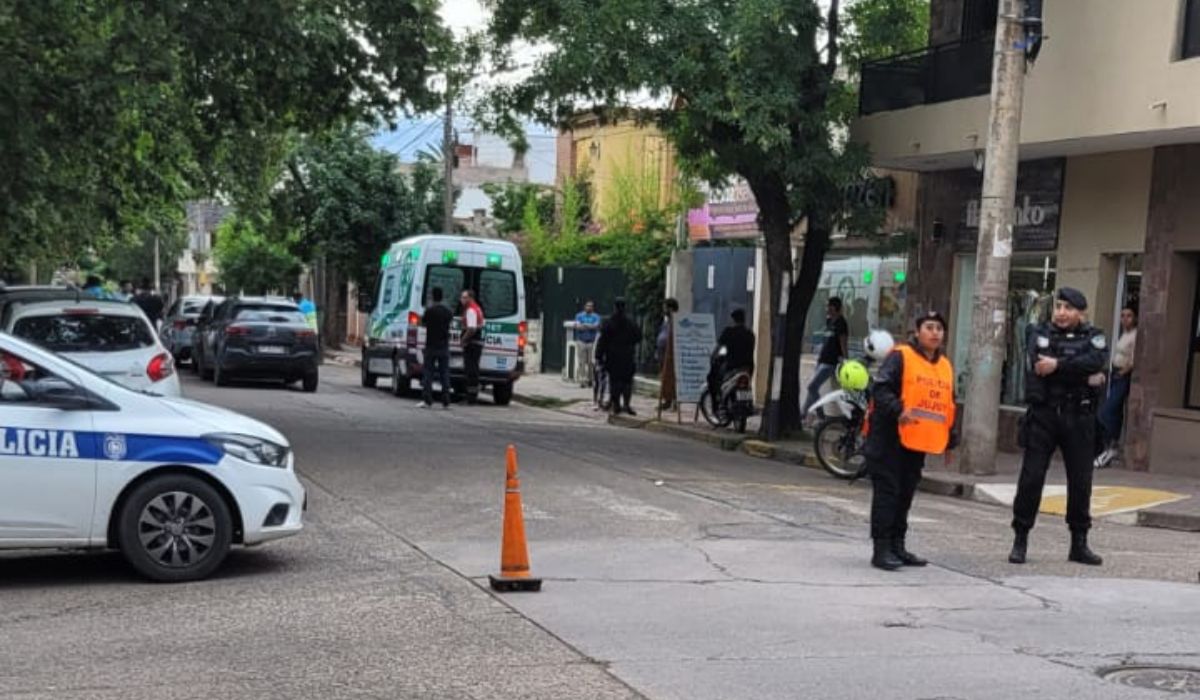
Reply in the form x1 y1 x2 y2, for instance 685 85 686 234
859 35 995 116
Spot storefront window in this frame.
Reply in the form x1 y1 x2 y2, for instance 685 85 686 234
953 254 1056 405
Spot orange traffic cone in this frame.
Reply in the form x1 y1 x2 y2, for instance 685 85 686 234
488 445 542 592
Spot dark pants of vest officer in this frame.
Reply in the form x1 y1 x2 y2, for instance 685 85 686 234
869 450 925 542
1013 404 1096 534
464 341 483 403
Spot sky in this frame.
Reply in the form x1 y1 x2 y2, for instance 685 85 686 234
371 0 557 185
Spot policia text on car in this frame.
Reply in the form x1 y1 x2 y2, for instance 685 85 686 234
1009 287 1107 567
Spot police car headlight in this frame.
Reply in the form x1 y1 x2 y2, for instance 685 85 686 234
204 433 289 468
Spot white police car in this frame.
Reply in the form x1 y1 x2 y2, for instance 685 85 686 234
0 331 304 582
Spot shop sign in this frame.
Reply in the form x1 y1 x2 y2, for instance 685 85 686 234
955 158 1064 252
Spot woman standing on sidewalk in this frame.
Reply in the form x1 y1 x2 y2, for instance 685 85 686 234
864 311 958 571
1095 302 1137 468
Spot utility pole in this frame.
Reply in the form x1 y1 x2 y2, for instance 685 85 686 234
153 234 161 292
442 90 455 234
961 0 1030 475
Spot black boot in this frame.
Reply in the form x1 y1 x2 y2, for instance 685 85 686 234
871 539 904 571
1068 532 1103 566
892 537 928 567
1008 530 1028 564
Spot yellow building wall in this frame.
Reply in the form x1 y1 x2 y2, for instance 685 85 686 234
566 119 679 222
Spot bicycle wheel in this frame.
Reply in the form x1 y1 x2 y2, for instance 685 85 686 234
698 389 730 427
814 417 866 479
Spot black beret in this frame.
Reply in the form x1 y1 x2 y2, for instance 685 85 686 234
1057 287 1088 310
915 310 947 331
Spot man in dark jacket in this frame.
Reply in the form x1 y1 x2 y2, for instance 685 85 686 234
865 311 958 571
596 298 642 416
419 287 454 408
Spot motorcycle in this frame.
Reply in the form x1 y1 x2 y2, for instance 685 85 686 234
699 347 754 433
806 381 869 480
806 330 895 480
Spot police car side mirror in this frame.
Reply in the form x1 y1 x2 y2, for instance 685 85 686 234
357 290 374 314
33 378 94 411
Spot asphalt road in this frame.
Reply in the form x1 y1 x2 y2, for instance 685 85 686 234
3 365 1199 699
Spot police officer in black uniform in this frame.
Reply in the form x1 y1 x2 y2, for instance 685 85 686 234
1009 287 1108 566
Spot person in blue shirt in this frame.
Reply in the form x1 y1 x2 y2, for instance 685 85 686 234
574 300 601 387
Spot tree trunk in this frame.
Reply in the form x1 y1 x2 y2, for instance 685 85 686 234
783 217 833 432
749 176 795 441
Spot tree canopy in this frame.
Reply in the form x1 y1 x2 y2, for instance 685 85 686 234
486 0 867 432
0 0 446 272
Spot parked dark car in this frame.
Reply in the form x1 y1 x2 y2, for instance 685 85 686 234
160 294 222 364
194 296 318 391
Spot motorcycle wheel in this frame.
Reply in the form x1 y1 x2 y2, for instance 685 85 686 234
698 389 731 428
814 416 866 480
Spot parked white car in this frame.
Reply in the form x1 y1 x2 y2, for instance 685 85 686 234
4 299 181 397
0 331 305 582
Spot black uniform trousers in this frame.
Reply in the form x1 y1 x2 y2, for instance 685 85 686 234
1012 404 1096 534
464 342 483 402
868 449 926 541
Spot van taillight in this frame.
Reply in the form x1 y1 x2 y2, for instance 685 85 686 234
408 311 421 326
147 353 174 382
518 321 528 350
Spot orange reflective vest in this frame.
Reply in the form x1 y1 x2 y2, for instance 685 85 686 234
895 345 955 454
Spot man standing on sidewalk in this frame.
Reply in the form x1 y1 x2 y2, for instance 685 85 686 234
419 287 453 409
1009 287 1108 566
460 289 486 405
597 297 641 416
803 297 849 419
574 300 601 388
864 311 956 571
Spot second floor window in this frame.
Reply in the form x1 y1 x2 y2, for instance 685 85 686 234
1184 0 1200 59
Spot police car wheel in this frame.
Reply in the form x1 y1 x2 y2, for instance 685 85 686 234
118 475 233 583
492 382 513 406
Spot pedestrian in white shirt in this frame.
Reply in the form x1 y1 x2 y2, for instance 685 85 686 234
1095 303 1137 468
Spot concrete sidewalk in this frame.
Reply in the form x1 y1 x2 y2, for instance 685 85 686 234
512 368 1200 534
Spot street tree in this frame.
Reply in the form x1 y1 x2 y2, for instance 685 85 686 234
0 0 445 273
213 217 303 295
486 0 870 434
269 129 447 341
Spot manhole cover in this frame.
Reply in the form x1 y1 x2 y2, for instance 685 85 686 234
1100 665 1200 694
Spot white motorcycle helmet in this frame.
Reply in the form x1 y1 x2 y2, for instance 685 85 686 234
864 329 895 362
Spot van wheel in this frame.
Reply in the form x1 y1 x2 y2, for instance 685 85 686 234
117 474 233 583
361 353 377 388
302 371 319 393
492 382 513 406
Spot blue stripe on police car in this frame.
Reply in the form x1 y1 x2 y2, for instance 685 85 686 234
0 427 222 465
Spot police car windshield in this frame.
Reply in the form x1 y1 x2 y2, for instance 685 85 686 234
234 306 305 324
13 313 154 353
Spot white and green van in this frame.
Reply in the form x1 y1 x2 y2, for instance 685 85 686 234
358 235 527 404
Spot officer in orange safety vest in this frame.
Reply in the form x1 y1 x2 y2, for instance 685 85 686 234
864 310 958 571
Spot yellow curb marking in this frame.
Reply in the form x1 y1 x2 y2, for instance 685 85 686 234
1041 486 1190 517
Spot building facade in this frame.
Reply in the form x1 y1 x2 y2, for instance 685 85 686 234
556 114 680 221
851 0 1200 474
